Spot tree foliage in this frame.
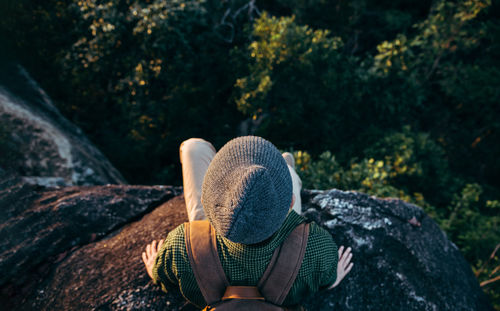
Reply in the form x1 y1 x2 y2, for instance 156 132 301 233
234 13 357 151
1 0 499 306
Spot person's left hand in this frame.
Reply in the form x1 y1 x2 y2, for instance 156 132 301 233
142 239 164 280
328 245 353 289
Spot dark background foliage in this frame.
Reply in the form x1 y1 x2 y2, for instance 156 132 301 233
1 0 498 307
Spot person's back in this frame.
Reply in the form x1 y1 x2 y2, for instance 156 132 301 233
141 136 353 309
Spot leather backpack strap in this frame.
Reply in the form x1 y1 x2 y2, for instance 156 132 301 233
258 222 310 305
184 221 229 305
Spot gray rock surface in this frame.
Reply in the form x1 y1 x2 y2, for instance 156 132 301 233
0 174 492 310
301 189 492 311
0 170 180 296
28 196 192 311
0 61 126 185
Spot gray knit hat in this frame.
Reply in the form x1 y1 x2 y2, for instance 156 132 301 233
201 136 293 244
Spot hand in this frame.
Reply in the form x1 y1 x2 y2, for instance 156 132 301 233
142 239 164 280
329 245 353 289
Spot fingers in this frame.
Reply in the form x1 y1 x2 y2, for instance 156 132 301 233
145 241 154 260
338 246 352 268
337 245 354 278
142 251 147 264
338 246 351 258
341 251 353 269
144 239 164 261
342 246 351 258
345 262 354 274
146 242 151 258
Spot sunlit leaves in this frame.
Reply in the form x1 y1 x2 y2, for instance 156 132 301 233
372 0 491 78
373 36 409 74
233 12 351 148
235 13 343 116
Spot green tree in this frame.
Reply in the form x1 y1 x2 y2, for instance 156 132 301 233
234 13 360 152
371 0 500 191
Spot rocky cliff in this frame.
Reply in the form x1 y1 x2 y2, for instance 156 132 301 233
0 170 492 311
0 61 126 186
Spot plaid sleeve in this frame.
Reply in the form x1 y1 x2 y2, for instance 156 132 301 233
318 228 338 288
152 224 185 289
310 222 338 288
283 221 338 306
152 223 206 308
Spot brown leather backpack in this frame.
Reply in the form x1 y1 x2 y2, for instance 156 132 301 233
184 220 310 311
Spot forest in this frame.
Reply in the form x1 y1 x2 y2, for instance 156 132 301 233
1 0 499 307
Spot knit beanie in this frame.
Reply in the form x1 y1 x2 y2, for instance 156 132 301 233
201 136 293 244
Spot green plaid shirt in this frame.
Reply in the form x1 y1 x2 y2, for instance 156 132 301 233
152 211 338 308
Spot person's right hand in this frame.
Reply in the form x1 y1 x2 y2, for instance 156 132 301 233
329 245 353 289
142 239 164 280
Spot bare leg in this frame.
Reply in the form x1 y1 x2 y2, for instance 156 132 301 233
179 138 216 221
